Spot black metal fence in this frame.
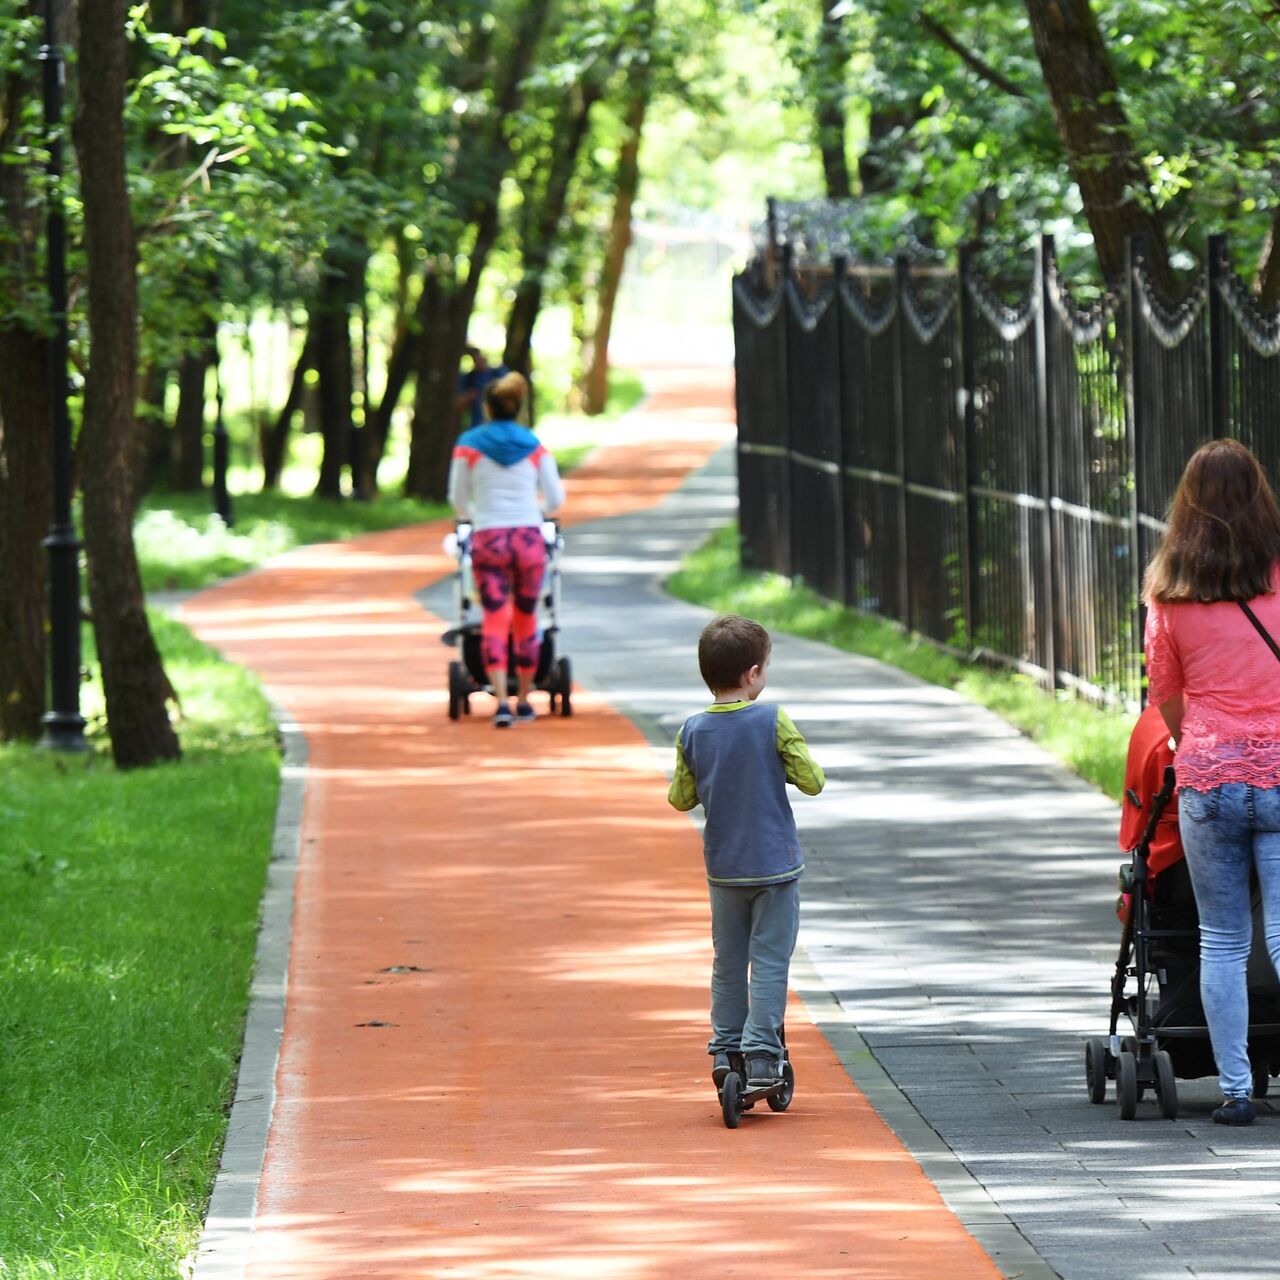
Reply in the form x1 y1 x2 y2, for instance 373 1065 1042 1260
733 234 1280 709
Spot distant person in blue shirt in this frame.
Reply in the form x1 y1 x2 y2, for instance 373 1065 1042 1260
668 615 825 1090
456 345 508 429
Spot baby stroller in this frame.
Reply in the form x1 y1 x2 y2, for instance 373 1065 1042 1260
1085 710 1280 1119
441 520 573 719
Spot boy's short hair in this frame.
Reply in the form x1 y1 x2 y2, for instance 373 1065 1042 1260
698 614 770 694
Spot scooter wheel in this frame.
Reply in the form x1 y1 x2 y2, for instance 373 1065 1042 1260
767 1060 795 1112
721 1072 743 1129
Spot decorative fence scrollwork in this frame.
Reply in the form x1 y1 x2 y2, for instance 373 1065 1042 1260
732 229 1280 710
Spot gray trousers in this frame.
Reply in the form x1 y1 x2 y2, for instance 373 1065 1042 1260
707 878 800 1061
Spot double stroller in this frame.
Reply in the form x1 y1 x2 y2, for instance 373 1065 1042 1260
441 520 573 719
1087 706 1280 1119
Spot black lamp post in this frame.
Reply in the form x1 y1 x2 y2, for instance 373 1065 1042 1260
38 0 87 753
212 331 234 526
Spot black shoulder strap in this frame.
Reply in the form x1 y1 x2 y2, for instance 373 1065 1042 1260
1238 601 1280 666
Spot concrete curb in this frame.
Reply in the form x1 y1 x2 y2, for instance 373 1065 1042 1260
189 704 307 1280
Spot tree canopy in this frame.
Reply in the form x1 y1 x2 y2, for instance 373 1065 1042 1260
760 0 1280 289
2 0 1278 760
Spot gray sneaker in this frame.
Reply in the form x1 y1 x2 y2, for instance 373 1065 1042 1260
746 1055 780 1088
711 1052 732 1087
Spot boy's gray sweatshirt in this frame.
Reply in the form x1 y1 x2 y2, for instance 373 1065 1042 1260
678 702 803 886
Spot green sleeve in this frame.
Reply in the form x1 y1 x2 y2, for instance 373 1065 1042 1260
668 728 700 811
776 708 825 795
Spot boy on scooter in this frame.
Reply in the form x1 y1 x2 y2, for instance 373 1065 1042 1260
668 615 825 1090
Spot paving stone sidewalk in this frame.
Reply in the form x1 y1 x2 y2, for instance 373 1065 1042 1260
428 443 1280 1280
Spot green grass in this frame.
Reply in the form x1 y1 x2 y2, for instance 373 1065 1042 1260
0 613 278 1279
547 443 597 474
667 523 1135 802
134 490 452 593
136 434 621 594
535 367 647 428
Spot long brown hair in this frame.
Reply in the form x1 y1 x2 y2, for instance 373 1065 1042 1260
1144 438 1280 603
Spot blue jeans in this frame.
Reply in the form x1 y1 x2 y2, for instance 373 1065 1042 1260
707 878 800 1062
1179 783 1280 1098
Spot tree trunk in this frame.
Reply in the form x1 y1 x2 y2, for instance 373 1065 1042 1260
159 1 218 496
0 25 51 742
1256 207 1280 306
134 364 171 502
312 238 365 500
367 282 428 476
858 102 925 195
0 328 51 741
1023 0 1172 293
403 0 553 500
410 205 507 499
172 313 214 491
567 276 589 412
261 329 315 490
581 89 647 417
503 85 600 378
74 0 180 767
406 274 468 501
815 0 853 200
313 294 351 500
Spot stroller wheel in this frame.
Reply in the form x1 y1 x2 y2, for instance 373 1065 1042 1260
1117 1050 1139 1120
447 660 467 721
556 657 572 716
1154 1049 1178 1120
1085 1038 1109 1104
1252 1056 1271 1099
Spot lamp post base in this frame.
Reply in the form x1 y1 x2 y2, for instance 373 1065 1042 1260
38 710 89 753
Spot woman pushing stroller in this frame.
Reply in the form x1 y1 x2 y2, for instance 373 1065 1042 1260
447 371 565 728
1143 439 1280 1126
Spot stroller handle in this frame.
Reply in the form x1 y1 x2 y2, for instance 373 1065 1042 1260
1132 764 1177 887
1145 765 1176 837
442 520 473 561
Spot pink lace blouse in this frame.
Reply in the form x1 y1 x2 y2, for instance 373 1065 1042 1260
1145 567 1280 792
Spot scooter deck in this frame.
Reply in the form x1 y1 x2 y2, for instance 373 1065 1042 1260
735 1080 785 1104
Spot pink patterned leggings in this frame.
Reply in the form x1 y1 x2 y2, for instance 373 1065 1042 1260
471 526 547 672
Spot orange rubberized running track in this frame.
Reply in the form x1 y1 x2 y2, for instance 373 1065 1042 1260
182 366 1000 1280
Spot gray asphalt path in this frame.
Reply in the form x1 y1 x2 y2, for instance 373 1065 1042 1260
426 443 1280 1280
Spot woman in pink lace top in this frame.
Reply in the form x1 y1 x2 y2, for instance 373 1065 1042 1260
1144 439 1280 1126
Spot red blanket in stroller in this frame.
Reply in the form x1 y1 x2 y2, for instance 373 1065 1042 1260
1116 705 1185 920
